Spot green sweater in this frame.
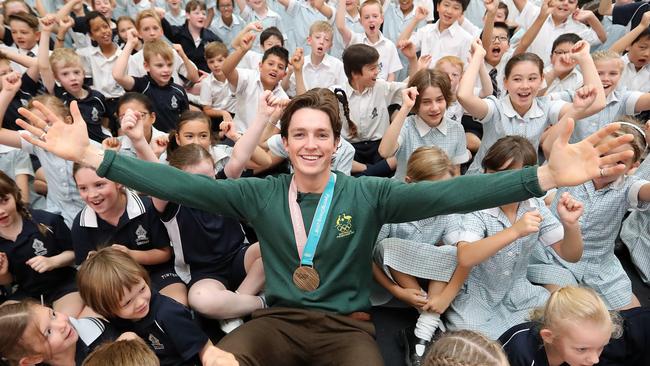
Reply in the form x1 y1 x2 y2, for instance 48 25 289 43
97 150 545 314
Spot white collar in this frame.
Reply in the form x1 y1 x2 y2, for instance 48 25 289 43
216 13 242 28
503 95 544 119
414 115 448 136
305 54 333 68
484 198 537 218
79 189 146 228
360 31 387 46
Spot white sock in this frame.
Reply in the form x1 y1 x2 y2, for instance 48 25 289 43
414 311 441 345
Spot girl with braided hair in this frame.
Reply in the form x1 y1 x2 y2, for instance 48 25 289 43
0 171 86 317
424 330 509 366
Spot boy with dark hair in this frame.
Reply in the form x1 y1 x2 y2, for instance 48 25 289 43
611 11 650 93
543 33 584 95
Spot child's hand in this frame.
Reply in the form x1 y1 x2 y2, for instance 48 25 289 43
26 256 56 273
200 345 239 366
240 32 255 51
220 121 240 141
111 244 131 256
470 38 486 59
552 52 575 75
414 6 428 22
172 44 186 57
0 253 8 275
401 87 418 110
540 0 555 17
39 15 57 32
58 15 74 31
556 192 583 225
512 210 542 238
258 90 289 119
290 47 304 70
397 40 416 60
417 54 432 71
641 11 650 28
644 120 650 146
120 108 145 142
422 293 453 314
310 0 325 10
569 40 590 62
484 0 498 14
154 7 166 19
1 72 22 94
126 28 139 47
151 135 169 157
102 137 122 151
572 9 594 24
395 287 428 309
245 21 263 33
221 111 233 123
572 85 597 111
116 332 140 341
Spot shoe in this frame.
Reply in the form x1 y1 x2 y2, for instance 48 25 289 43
219 317 244 334
399 326 430 366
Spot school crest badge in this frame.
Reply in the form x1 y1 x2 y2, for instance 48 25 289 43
135 224 149 246
370 107 378 119
20 98 28 106
335 213 354 238
148 334 164 350
171 95 178 109
91 107 99 121
32 238 47 256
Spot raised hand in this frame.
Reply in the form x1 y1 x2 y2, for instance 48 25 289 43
58 15 74 31
102 137 122 151
39 15 57 32
151 135 169 157
572 9 594 24
414 6 428 22
26 256 56 273
556 192 583 225
126 28 139 47
540 0 555 17
572 85 597 112
245 21 263 33
120 108 145 143
470 38 486 58
641 11 650 28
569 40 590 63
258 90 289 120
401 87 418 110
1 72 22 94
484 0 498 14
417 54 432 71
512 210 542 238
240 32 255 51
397 40 416 60
290 47 304 70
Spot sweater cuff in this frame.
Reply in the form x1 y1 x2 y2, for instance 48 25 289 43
522 165 545 197
96 149 117 178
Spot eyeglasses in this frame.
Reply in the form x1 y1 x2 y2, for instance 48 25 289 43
117 111 149 120
552 50 570 56
218 3 233 8
490 36 509 43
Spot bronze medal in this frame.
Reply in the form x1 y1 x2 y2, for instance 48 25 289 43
292 266 320 291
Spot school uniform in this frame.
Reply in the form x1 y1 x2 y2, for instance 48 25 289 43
284 0 329 54
232 68 288 133
543 65 583 95
373 214 461 286
112 291 209 366
199 73 237 114
466 95 565 175
0 210 77 304
165 9 187 26
128 49 197 86
159 201 249 288
161 19 223 72
382 2 422 81
3 72 39 131
286 54 347 97
327 7 363 59
128 74 189 132
528 176 650 309
499 322 563 366
266 134 355 175
2 44 40 75
54 86 109 143
394 115 470 181
485 49 515 98
71 317 119 365
619 54 650 93
620 158 650 285
77 45 125 99
238 51 262 70
408 21 473 69
516 2 601 65
446 198 562 339
240 6 284 53
118 126 167 159
71 191 181 290
95 149 548 364
552 90 641 143
348 31 402 80
209 14 245 52
0 145 32 179
19 137 90 227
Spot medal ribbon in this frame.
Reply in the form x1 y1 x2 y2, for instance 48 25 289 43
288 173 336 265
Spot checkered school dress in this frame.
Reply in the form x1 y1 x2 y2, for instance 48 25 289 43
445 198 562 339
528 176 650 309
620 159 650 284
373 214 462 282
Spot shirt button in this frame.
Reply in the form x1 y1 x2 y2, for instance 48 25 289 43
503 270 511 276
508 252 515 257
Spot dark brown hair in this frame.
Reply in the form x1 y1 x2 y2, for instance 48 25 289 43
280 88 342 140
408 69 454 113
481 135 537 172
166 111 214 159
0 170 49 236
504 52 544 79
168 143 215 170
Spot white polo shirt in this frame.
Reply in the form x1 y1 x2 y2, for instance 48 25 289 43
232 68 288 133
348 31 402 80
238 51 263 70
287 54 347 96
619 54 650 93
77 46 125 99
199 73 237 112
544 65 583 95
409 21 473 68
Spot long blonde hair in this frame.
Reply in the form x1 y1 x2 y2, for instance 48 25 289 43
424 330 509 366
406 146 452 182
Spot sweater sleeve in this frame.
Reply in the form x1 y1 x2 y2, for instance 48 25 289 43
373 166 545 223
96 150 274 221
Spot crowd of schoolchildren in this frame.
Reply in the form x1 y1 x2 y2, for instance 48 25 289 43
0 0 648 364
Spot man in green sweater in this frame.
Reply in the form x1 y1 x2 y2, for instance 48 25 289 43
17 89 634 366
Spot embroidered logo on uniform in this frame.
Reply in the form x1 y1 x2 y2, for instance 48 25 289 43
91 107 99 121
370 107 378 119
335 213 354 238
135 225 149 246
32 239 47 256
148 334 164 350
171 95 178 109
20 99 28 106
378 62 383 72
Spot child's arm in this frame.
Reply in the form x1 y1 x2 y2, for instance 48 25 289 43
55 16 74 48
290 48 306 96
477 61 494 98
312 0 333 20
371 263 428 308
54 0 84 20
611 12 650 54
25 250 75 273
514 0 553 56
398 6 428 43
638 182 650 203
457 40 490 120
112 29 137 90
1 49 39 82
558 41 606 120
15 173 29 204
0 73 26 148
396 40 421 79
234 0 248 15
550 192 584 263
378 87 416 158
598 0 613 16
335 0 352 46
573 9 607 44
481 0 498 49
512 0 528 13
229 21 262 49
199 341 239 366
543 86 597 154
222 31 255 89
0 253 13 285
172 44 200 83
457 211 542 268
111 244 172 265
37 16 57 94
422 264 470 314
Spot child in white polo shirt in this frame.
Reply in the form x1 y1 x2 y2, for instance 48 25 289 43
200 42 237 130
611 11 650 93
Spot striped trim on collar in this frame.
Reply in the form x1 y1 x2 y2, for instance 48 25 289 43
79 190 146 228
